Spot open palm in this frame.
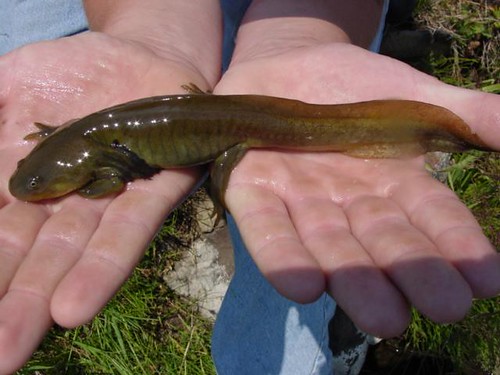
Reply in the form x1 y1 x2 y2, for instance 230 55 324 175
217 43 500 337
0 32 202 372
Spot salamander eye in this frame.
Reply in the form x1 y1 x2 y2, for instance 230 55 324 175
27 176 43 191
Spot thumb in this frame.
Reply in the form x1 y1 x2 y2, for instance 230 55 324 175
413 80 500 150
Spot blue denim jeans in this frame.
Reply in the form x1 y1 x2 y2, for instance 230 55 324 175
213 2 388 372
0 0 87 55
1 1 388 373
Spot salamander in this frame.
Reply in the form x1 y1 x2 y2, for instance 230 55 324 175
8 84 493 206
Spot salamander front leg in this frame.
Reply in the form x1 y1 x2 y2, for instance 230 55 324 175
78 167 126 198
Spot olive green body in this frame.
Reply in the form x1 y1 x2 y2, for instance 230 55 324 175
9 91 491 202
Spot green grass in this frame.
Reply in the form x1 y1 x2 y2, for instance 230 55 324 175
393 1 500 373
416 0 499 87
404 297 500 373
18 201 216 375
447 151 500 247
399 151 500 374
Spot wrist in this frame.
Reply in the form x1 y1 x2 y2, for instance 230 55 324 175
83 0 222 87
232 0 384 63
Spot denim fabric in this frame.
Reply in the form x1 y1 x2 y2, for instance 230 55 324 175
220 0 253 72
212 216 336 375
215 3 338 372
369 0 390 52
0 0 87 55
213 2 388 374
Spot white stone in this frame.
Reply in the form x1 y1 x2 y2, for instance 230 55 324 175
164 238 231 320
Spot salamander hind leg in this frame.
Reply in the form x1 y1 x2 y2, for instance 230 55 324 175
210 143 249 221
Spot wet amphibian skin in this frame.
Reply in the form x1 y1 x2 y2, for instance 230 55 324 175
9 84 494 207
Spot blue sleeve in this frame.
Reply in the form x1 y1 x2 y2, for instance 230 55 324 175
0 0 88 55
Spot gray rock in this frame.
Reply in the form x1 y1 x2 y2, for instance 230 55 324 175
163 227 233 320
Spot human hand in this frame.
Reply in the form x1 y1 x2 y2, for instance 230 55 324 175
216 43 500 338
0 32 210 373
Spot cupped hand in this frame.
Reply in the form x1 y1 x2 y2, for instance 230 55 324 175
217 43 500 337
0 33 204 373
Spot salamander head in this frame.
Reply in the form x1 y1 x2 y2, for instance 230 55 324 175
9 138 96 202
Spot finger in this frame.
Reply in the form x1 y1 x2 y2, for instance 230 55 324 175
391 174 500 298
0 196 106 372
0 201 49 297
0 291 52 375
52 169 199 327
346 195 473 323
8 196 107 298
226 183 325 303
288 197 410 337
0 202 52 375
418 82 500 150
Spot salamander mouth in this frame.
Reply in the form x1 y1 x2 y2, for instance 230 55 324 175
8 170 90 202
14 183 82 202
